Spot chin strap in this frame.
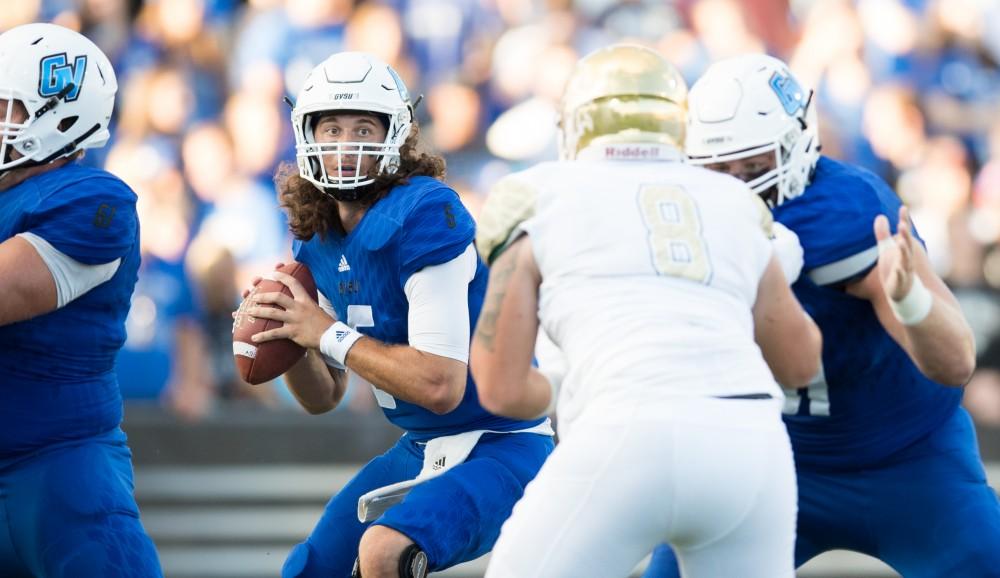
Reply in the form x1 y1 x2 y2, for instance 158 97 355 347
323 181 376 203
5 122 99 174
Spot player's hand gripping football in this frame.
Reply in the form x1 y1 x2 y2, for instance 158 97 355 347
874 206 916 302
244 263 334 350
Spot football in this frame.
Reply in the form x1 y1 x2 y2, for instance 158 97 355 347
232 262 318 385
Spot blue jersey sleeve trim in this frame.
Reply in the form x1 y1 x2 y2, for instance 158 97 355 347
806 245 879 286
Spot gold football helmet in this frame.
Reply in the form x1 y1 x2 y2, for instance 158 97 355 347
558 44 688 160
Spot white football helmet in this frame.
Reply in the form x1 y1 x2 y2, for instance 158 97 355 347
686 54 820 207
0 23 117 176
292 52 413 197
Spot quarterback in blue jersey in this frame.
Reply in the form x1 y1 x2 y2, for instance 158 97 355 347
0 24 162 578
243 52 553 578
644 54 1000 578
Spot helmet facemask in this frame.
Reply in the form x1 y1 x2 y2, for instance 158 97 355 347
297 110 411 201
691 112 816 208
291 52 414 203
0 89 33 173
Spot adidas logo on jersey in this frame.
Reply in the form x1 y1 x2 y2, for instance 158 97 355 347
432 457 446 470
338 255 351 272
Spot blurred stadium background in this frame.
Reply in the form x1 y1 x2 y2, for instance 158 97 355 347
6 0 1000 576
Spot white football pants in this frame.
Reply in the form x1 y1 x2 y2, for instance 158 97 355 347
485 396 796 578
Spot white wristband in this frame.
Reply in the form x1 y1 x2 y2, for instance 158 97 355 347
320 322 364 366
890 275 933 326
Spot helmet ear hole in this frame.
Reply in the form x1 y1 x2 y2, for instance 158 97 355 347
58 116 78 133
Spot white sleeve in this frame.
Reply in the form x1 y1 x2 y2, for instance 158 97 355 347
17 232 122 309
403 244 478 363
317 290 337 317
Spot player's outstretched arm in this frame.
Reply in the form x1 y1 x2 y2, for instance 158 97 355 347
846 206 976 386
0 236 58 326
754 254 823 388
470 236 552 420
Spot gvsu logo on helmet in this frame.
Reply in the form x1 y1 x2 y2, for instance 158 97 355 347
38 53 87 102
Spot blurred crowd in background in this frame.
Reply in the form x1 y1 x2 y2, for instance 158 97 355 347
8 0 1000 424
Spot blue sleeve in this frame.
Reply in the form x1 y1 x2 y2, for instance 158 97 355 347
25 176 138 265
775 159 921 286
397 186 475 288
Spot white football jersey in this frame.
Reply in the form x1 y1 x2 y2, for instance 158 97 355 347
480 145 781 427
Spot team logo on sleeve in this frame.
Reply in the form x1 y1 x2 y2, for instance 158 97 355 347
768 70 807 116
38 53 87 102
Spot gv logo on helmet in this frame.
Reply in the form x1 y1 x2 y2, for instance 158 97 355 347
38 53 87 102
768 70 806 117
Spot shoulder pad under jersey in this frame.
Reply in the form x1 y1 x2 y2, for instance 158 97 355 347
476 174 539 265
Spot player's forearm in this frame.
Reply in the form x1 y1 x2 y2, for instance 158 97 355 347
345 338 466 415
850 240 977 386
474 358 552 420
283 350 346 414
896 300 976 386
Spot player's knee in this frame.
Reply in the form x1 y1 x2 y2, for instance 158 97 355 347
282 541 346 578
357 526 428 578
282 542 312 578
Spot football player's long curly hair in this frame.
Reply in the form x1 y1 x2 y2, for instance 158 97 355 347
277 125 446 240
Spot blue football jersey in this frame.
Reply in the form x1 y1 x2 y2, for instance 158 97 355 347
294 176 544 439
0 163 141 458
775 156 962 469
